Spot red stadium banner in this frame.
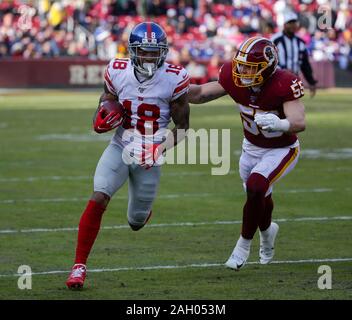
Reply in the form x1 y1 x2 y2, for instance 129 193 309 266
0 58 335 88
300 60 336 89
0 59 108 88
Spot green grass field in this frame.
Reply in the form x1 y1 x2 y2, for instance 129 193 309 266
0 88 351 300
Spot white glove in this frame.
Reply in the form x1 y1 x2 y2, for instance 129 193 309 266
254 113 290 132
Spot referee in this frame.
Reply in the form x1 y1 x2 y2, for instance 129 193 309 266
271 12 317 98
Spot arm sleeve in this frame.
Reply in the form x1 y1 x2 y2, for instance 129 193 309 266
281 74 305 102
218 62 231 91
103 59 118 95
171 68 190 101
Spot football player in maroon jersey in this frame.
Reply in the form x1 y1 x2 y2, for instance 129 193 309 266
189 37 306 270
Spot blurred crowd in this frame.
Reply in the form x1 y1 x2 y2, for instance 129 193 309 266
1 0 352 79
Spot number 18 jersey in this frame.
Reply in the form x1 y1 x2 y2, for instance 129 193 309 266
104 58 190 151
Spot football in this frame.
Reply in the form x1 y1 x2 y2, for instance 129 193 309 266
94 99 125 133
100 100 124 119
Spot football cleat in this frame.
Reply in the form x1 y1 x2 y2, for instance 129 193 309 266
225 245 250 271
129 210 153 231
66 263 87 289
259 222 279 264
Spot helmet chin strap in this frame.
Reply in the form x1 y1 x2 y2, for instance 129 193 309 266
250 84 261 91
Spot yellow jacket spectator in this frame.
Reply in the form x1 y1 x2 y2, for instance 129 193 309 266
48 2 64 27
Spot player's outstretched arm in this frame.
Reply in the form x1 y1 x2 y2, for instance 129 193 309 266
188 81 227 104
283 99 306 133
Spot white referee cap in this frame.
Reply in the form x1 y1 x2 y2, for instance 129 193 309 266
283 11 298 24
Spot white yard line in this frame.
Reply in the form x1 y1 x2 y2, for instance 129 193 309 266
233 148 352 159
1 187 351 205
1 149 352 183
0 193 216 204
0 257 351 278
2 165 352 184
0 176 91 182
0 171 236 183
0 216 351 235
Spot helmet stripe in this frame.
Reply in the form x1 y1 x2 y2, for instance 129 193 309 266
146 22 152 39
246 37 266 53
240 37 262 54
238 37 267 61
238 37 257 60
239 37 256 54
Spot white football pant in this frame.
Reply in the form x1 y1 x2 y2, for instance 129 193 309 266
94 143 161 227
239 138 300 196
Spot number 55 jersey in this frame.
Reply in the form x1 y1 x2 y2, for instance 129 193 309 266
104 58 190 157
218 62 304 148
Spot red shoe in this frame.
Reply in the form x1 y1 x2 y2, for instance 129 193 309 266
66 264 87 289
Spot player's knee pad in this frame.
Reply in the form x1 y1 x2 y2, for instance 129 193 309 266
246 173 269 199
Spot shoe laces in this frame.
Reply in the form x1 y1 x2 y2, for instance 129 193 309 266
260 242 273 256
233 254 246 265
71 265 86 278
232 246 249 263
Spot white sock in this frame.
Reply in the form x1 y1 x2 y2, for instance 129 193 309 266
260 224 272 239
237 235 252 251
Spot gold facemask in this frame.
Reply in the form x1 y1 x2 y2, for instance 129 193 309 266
232 58 269 87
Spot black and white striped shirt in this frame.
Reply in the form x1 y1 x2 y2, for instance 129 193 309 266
271 32 317 85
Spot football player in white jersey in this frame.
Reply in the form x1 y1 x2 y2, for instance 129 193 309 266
66 22 190 289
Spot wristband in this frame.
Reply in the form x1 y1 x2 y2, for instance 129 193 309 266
279 119 290 132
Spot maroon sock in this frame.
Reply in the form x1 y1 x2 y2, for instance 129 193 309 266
74 200 106 265
241 173 269 239
259 194 274 232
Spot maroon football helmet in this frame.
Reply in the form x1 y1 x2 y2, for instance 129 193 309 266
232 37 278 87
